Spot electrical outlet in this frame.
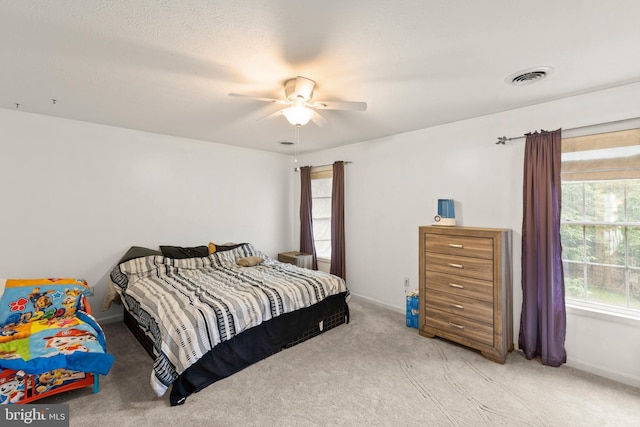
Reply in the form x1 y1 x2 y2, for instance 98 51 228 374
404 277 410 292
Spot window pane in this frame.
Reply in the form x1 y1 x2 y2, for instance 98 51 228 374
584 226 595 263
313 218 331 241
627 180 640 223
314 240 331 259
630 269 640 309
585 225 625 266
629 227 640 268
311 178 332 197
586 264 626 307
562 182 584 221
561 132 640 314
564 261 586 300
311 177 332 259
312 197 331 218
584 181 625 223
561 224 584 262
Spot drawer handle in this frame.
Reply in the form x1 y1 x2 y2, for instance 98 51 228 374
449 244 464 248
449 283 465 289
450 303 464 310
448 263 464 269
449 322 465 330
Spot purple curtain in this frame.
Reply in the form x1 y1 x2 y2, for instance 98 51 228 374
519 129 567 367
299 166 318 270
330 161 346 279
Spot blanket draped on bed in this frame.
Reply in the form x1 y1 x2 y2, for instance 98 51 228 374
110 243 347 396
0 278 114 376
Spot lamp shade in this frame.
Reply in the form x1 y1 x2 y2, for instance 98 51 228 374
282 106 314 126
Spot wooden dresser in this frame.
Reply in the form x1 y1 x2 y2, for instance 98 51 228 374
277 251 313 269
418 226 513 363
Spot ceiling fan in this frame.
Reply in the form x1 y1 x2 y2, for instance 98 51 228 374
228 76 367 126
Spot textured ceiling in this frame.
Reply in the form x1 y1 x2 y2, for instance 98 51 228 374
2 0 640 154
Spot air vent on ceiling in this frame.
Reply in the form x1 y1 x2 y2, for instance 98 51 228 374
506 66 553 86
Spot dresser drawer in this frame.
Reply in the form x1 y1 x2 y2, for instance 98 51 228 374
425 234 493 259
425 271 494 303
424 307 494 347
425 252 494 281
425 289 493 324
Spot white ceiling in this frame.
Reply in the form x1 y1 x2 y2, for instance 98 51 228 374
2 1 640 154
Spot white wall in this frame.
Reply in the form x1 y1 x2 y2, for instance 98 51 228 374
0 109 295 323
298 82 640 388
2 82 638 388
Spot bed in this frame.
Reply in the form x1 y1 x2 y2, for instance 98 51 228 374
0 278 114 404
107 243 349 406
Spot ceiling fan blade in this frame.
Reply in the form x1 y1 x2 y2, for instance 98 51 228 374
228 93 289 105
260 109 285 121
310 111 327 127
309 100 367 111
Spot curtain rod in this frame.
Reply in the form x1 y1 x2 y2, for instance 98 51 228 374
495 116 640 145
293 161 352 172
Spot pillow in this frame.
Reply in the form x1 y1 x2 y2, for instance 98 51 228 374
118 246 162 264
160 245 209 259
236 256 264 267
209 242 245 253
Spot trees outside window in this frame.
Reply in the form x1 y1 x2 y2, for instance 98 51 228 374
562 180 640 310
561 129 640 314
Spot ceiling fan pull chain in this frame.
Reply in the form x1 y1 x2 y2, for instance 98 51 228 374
294 125 300 164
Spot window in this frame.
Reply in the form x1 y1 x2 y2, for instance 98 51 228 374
561 129 640 315
310 166 333 260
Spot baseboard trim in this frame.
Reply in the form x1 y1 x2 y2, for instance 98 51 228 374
566 357 640 389
348 292 404 315
94 310 124 325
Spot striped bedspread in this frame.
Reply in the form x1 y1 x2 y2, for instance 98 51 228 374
110 243 347 396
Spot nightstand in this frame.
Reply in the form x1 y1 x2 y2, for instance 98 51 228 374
278 252 313 269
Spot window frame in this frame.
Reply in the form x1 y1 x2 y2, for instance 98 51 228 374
310 165 333 261
561 129 640 319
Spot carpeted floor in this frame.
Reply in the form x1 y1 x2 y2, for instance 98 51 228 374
49 297 639 426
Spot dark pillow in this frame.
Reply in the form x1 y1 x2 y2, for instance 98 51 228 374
212 243 245 253
160 245 209 259
118 246 162 264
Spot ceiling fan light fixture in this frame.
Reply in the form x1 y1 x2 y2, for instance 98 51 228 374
282 106 314 126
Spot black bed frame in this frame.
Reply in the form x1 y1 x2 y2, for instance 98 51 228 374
123 293 349 405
